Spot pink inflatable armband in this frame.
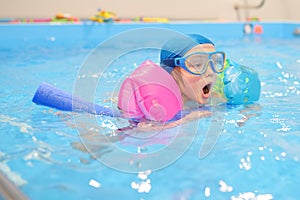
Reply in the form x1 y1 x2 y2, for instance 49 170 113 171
118 60 183 122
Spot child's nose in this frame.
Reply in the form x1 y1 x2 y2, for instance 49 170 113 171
205 61 214 76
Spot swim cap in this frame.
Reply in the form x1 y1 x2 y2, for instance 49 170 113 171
160 34 215 73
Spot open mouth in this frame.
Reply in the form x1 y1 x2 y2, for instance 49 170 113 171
202 84 212 98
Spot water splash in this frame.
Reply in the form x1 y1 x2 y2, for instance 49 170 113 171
131 170 152 193
0 114 33 134
0 151 27 186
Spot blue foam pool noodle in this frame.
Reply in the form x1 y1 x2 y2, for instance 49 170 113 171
32 82 122 117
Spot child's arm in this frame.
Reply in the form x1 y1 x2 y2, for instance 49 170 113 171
135 109 211 132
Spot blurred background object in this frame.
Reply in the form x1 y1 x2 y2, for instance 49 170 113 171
0 0 299 22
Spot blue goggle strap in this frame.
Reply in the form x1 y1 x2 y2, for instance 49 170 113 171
161 58 176 68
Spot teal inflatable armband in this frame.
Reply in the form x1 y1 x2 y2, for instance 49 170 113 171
214 59 261 105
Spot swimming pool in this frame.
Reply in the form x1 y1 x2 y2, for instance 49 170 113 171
1 22 300 199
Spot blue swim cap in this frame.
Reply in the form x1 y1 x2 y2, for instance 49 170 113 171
160 34 215 73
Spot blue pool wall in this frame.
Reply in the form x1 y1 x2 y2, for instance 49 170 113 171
1 22 299 49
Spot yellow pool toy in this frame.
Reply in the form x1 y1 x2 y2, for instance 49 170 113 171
133 17 169 23
90 9 117 23
142 17 169 23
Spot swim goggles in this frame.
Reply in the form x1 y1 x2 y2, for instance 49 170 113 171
162 51 226 75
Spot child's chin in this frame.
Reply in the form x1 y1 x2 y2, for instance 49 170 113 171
196 97 210 105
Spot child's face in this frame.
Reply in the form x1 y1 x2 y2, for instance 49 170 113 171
173 43 217 105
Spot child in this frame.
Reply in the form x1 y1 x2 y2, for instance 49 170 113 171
31 33 260 132
118 34 226 130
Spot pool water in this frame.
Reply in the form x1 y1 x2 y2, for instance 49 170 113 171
1 23 300 199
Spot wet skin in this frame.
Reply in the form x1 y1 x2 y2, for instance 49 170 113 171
171 43 217 105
